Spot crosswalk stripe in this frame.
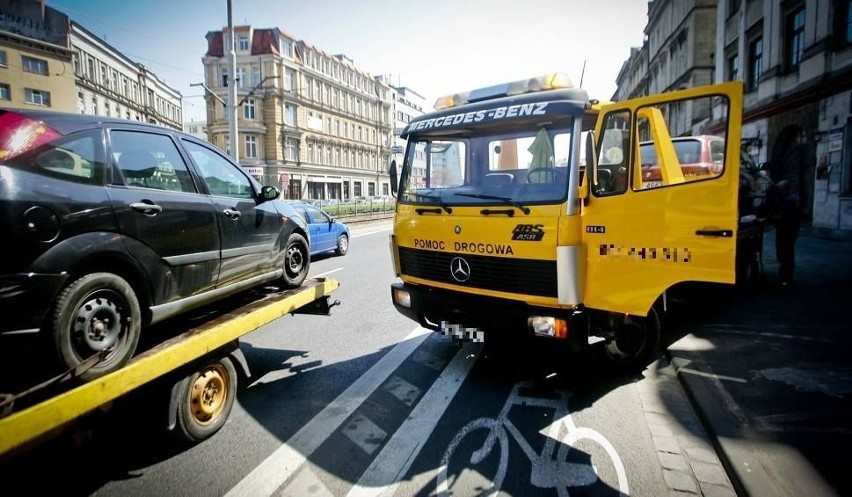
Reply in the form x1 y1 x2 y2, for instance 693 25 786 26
225 326 430 497
347 343 480 497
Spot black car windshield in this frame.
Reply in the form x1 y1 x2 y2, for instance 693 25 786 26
398 124 575 207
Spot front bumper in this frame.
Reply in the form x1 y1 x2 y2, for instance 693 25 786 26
390 282 587 352
0 273 69 335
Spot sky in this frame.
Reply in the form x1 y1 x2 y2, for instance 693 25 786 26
46 0 649 123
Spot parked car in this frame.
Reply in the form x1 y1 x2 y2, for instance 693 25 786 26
639 135 724 187
290 202 350 257
0 109 311 381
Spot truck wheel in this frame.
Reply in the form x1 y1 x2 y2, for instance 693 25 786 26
174 356 237 443
281 232 310 288
335 234 349 256
50 272 142 382
601 308 660 372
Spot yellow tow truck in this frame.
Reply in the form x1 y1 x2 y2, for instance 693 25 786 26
0 277 339 459
389 74 745 369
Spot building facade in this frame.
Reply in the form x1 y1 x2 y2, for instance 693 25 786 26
387 81 430 186
202 25 396 201
0 0 182 129
614 0 852 239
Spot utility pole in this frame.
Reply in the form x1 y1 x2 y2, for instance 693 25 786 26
227 0 239 162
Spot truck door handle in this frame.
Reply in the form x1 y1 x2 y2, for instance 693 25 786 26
695 229 733 237
223 208 241 220
130 201 162 216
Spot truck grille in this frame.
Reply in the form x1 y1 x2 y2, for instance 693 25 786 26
399 247 557 297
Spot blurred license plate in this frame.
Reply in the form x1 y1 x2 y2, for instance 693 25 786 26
439 321 484 343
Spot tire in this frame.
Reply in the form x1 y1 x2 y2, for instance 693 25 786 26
281 232 310 288
437 418 508 496
50 272 142 382
600 307 661 373
173 356 237 443
335 234 349 256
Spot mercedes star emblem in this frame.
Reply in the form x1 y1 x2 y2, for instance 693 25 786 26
450 257 471 283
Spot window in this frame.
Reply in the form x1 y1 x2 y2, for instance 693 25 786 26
0 50 6 67
786 6 806 70
285 137 298 161
284 104 296 125
307 141 314 162
245 135 258 158
28 130 104 184
847 0 852 44
279 39 293 57
238 35 250 51
183 139 252 199
0 83 9 101
244 98 256 119
252 66 261 87
236 67 246 89
284 68 295 91
22 56 48 75
748 37 763 92
728 53 739 81
729 0 742 14
25 88 50 106
111 130 194 192
221 67 229 87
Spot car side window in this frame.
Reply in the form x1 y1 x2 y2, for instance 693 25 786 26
29 130 105 185
110 130 195 192
307 206 329 223
182 139 254 199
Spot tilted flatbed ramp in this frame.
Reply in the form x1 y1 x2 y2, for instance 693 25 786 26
0 277 340 457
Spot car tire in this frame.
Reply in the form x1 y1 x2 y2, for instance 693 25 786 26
335 234 349 256
173 356 237 443
281 232 310 288
599 307 661 373
50 272 142 382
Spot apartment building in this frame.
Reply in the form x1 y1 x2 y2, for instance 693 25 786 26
0 1 75 111
202 25 395 201
386 81 429 186
614 0 852 239
0 0 182 129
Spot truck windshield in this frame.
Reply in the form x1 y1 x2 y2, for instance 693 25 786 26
398 124 576 207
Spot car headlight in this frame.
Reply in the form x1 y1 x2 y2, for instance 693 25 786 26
528 316 568 339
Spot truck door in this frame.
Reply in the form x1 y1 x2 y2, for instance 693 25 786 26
582 82 743 317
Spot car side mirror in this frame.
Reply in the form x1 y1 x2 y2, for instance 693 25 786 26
260 185 280 202
389 160 398 196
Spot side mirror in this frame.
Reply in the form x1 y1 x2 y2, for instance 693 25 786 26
260 185 280 202
389 160 398 196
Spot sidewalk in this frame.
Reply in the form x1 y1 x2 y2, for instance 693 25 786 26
666 229 852 496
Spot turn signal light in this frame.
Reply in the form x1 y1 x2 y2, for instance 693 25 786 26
528 316 568 339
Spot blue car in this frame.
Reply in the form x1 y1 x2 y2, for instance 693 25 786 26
291 203 350 257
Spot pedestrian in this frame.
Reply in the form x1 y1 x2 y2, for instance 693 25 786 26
770 179 800 286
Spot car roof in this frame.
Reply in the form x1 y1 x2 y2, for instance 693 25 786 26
3 108 186 137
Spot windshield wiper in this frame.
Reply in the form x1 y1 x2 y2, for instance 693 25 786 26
455 193 530 215
406 192 453 214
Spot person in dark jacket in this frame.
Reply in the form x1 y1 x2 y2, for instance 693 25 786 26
771 179 800 286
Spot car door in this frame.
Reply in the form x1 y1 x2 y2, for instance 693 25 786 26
581 81 743 317
106 128 220 304
305 205 336 254
181 139 284 286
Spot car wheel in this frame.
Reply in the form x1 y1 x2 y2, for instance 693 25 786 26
600 307 661 373
50 272 142 382
335 234 349 256
281 232 310 288
173 356 237 443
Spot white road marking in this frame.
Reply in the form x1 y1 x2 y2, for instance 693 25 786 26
351 226 392 238
677 366 747 383
347 344 479 497
281 465 335 497
383 374 421 407
225 326 430 497
313 267 343 278
341 413 388 455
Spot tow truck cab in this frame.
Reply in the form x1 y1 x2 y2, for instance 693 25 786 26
389 74 743 368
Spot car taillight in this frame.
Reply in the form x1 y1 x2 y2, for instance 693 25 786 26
0 111 61 162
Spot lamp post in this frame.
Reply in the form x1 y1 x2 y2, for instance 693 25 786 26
226 0 238 162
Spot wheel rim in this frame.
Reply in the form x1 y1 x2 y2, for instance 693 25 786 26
339 236 348 253
286 241 306 277
189 364 229 425
72 289 127 357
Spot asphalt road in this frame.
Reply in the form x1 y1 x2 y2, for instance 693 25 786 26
0 220 737 496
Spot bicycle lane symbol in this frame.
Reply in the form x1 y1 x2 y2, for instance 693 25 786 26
436 381 630 496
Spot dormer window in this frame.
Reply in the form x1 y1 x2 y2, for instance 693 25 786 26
238 35 250 52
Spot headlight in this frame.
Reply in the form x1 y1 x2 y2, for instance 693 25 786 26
392 287 411 308
528 316 568 339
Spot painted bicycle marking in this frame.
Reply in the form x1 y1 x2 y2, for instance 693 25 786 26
437 381 629 496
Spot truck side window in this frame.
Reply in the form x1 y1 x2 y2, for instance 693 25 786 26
595 111 630 196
